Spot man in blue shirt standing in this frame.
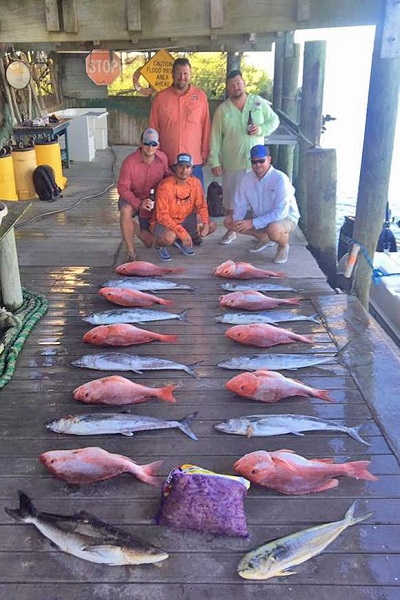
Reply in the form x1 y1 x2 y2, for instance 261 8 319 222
223 145 299 264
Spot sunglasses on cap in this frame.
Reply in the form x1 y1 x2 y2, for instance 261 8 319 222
251 158 267 165
143 141 158 147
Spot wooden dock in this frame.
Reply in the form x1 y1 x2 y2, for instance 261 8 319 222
1 147 399 599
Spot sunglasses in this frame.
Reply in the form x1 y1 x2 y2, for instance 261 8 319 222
251 158 267 165
143 141 158 147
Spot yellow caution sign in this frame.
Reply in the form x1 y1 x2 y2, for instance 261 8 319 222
140 49 174 92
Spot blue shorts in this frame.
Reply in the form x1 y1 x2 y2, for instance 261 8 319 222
152 212 197 238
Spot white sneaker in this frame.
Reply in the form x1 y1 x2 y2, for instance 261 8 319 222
273 244 289 264
248 240 275 253
220 231 237 245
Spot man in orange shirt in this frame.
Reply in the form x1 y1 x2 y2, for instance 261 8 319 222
151 153 216 261
149 57 210 189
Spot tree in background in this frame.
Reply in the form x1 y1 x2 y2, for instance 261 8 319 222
109 51 273 99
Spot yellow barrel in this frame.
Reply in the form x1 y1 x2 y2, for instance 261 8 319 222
12 147 38 200
0 154 18 201
35 141 67 190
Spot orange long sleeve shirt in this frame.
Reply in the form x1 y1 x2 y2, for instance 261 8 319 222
149 85 211 166
151 175 210 239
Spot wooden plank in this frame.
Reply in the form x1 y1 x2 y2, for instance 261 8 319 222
297 0 311 22
62 0 78 33
210 0 224 29
126 0 142 32
43 0 60 32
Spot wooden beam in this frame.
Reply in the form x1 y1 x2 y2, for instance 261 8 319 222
297 0 311 22
126 0 142 32
44 0 61 32
62 0 78 33
211 0 224 29
381 0 400 58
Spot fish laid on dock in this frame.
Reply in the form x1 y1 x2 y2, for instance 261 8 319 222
46 411 198 440
221 282 296 292
214 260 285 279
40 447 163 486
82 324 178 346
82 308 190 325
218 353 336 371
225 323 313 348
73 375 178 405
234 449 377 495
215 312 320 325
214 414 369 445
237 501 373 579
99 287 173 308
101 278 194 292
5 491 168 566
116 260 184 277
220 291 301 310
72 352 198 377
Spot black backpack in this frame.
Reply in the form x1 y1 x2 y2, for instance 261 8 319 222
206 181 224 217
33 165 62 202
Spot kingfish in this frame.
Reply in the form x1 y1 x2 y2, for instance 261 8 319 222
83 308 190 325
214 414 369 445
101 278 194 291
71 352 198 377
47 411 198 440
237 501 373 579
5 491 169 566
218 353 336 371
221 282 296 292
215 312 320 325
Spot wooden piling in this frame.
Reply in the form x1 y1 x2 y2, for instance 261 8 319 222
352 4 400 308
278 42 300 178
305 147 337 286
295 40 326 235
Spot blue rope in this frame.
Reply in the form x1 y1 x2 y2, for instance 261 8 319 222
350 238 400 285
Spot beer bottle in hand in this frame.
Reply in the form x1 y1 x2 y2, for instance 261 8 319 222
247 110 254 134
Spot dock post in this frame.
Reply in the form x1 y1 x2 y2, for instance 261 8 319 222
352 4 400 308
295 40 326 236
278 42 300 178
305 147 337 287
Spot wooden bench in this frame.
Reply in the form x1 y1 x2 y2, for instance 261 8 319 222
0 202 31 311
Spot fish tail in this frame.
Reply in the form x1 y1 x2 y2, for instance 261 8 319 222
178 309 191 323
286 297 302 305
5 491 36 521
159 334 179 344
157 298 173 306
184 361 201 378
178 411 198 440
158 384 178 403
309 313 321 323
137 460 164 486
348 424 370 446
316 389 335 402
344 460 378 481
344 501 374 526
168 267 185 274
271 271 286 277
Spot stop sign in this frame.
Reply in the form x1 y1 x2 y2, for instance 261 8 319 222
85 50 121 85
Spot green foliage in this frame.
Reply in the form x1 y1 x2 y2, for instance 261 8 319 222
107 51 273 99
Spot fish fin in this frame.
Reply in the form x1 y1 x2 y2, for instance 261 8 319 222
136 460 164 486
348 424 370 446
275 569 297 577
158 384 178 403
178 412 198 440
344 501 374 526
344 460 378 482
178 309 192 323
278 449 296 454
291 431 305 437
271 456 300 473
5 490 36 522
311 479 339 492
186 361 202 378
121 430 135 437
314 458 336 464
309 313 321 323
246 425 254 438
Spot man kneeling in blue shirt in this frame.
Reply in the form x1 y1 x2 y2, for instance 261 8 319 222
223 145 300 264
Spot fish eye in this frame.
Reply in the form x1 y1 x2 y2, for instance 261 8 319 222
251 468 258 475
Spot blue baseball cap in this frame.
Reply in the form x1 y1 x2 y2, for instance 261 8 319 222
175 152 193 166
250 145 270 160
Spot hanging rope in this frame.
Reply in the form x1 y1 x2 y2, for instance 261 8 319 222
0 288 48 389
349 238 400 284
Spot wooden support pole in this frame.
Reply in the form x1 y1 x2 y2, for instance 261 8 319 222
277 42 300 178
0 228 23 311
305 147 337 286
295 40 326 235
352 3 400 309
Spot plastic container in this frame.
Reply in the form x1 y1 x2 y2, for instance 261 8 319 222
12 146 38 200
35 141 67 190
0 154 18 201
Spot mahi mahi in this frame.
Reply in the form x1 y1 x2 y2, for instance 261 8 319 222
214 414 369 445
221 282 296 292
5 491 168 566
83 308 190 325
71 352 198 377
217 353 336 371
238 501 372 579
215 312 320 325
47 411 198 440
101 278 194 291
